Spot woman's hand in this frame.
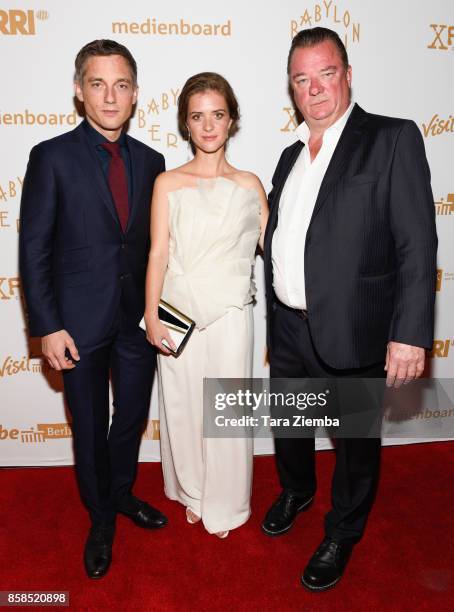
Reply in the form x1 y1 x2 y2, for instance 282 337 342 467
144 314 177 355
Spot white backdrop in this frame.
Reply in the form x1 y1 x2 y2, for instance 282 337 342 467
1 0 453 465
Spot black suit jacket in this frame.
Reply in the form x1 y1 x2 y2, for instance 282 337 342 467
19 122 165 346
264 104 437 369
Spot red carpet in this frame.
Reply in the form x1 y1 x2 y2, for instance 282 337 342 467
1 442 453 611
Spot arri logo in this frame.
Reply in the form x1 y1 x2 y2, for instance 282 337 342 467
0 9 48 35
430 340 454 358
427 24 454 50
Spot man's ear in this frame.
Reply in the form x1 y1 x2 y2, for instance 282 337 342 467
346 65 352 87
74 81 84 103
132 86 138 105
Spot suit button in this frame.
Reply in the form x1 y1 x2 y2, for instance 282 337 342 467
119 274 124 280
121 243 126 250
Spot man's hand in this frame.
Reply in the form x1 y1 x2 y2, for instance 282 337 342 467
385 341 425 388
42 330 80 371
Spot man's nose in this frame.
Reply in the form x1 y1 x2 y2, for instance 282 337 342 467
104 85 116 104
309 79 324 95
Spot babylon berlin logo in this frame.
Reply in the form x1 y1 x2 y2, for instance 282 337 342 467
135 87 182 149
290 1 360 47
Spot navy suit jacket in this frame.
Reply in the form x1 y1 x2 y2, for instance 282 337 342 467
264 104 438 369
19 122 165 346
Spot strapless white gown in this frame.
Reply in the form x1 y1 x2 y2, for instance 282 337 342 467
157 177 261 533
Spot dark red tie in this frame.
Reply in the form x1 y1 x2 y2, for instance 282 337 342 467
101 142 129 232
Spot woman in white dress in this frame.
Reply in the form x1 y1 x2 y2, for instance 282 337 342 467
144 73 268 538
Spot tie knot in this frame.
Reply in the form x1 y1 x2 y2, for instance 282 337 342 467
101 142 122 158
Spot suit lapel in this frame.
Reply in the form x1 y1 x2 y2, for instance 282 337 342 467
309 104 368 225
74 123 122 231
265 141 304 249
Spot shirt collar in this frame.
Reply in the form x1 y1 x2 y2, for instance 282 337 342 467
296 100 355 146
82 119 128 148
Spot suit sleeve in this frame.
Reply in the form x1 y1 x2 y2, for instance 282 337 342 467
19 144 63 337
387 120 438 349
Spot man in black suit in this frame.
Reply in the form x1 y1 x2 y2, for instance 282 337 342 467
20 40 167 579
262 27 437 591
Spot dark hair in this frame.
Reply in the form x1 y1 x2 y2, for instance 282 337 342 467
177 72 240 140
287 27 349 74
74 39 138 85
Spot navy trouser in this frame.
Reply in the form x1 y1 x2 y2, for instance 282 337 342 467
63 310 156 526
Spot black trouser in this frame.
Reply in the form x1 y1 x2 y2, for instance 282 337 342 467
269 301 384 544
63 306 156 527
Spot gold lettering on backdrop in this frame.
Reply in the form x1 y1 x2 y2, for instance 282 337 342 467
0 111 76 126
436 269 443 291
112 18 232 37
290 3 360 47
0 177 23 203
167 133 178 148
435 195 454 215
281 108 299 132
421 115 454 137
20 428 45 443
142 420 160 440
137 88 182 148
428 24 448 49
0 425 20 440
430 340 453 358
37 423 73 439
0 356 30 377
0 277 21 300
428 24 454 50
0 211 10 227
0 9 35 36
148 125 160 141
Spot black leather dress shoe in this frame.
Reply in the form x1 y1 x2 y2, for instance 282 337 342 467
301 537 353 591
84 525 115 579
262 490 314 536
117 495 168 530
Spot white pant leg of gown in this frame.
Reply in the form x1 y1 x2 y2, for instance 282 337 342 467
158 305 254 531
158 325 206 517
202 305 254 533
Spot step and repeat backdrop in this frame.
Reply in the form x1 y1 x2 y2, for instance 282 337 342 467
1 0 453 465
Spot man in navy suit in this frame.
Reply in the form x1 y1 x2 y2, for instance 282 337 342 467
262 28 437 591
20 40 166 579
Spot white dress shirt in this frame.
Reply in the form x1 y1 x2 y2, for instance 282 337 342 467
272 101 355 310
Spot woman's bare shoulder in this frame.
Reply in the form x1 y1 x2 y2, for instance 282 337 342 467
228 169 265 193
154 165 197 192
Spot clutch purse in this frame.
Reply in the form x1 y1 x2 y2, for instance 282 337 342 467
140 299 195 356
